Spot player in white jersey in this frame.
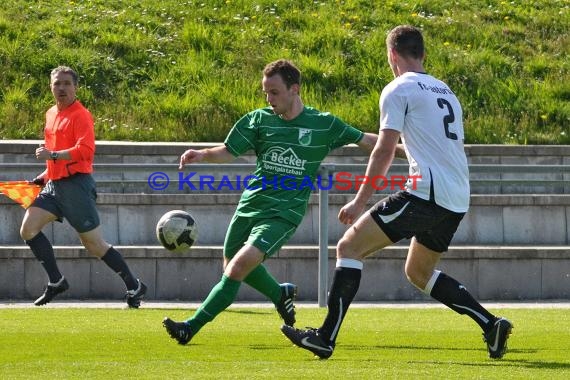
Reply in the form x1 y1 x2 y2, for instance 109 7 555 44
282 25 513 360
381 70 470 212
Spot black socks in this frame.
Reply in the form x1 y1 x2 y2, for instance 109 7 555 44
429 271 496 332
319 266 362 344
26 231 62 283
101 247 138 290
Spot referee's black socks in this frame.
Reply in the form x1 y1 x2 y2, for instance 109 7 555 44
26 231 63 284
101 247 138 290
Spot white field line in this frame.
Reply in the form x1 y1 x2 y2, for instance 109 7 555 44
1 301 569 309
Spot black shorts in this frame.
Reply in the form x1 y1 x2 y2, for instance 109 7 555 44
31 173 100 233
369 191 465 253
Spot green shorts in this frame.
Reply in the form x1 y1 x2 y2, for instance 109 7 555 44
31 173 100 233
224 214 297 259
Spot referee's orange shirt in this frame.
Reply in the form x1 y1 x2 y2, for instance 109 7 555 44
44 100 95 180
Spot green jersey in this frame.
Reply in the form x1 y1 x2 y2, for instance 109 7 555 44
224 106 364 225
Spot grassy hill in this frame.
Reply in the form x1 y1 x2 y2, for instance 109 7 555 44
0 0 568 143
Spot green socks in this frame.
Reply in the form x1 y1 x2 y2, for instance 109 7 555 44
186 275 241 334
243 264 282 304
184 265 282 335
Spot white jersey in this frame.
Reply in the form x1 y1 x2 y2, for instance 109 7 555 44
380 72 470 212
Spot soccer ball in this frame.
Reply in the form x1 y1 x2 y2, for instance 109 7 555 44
156 210 198 253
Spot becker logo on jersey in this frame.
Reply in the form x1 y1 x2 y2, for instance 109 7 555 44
262 147 307 176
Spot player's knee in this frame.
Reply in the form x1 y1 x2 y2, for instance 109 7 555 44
224 261 249 281
82 239 111 258
404 265 429 290
223 253 261 281
20 225 38 241
404 269 419 288
336 235 356 259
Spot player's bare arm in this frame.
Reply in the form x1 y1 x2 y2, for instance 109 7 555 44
357 133 406 160
356 132 378 153
338 129 400 225
179 145 235 169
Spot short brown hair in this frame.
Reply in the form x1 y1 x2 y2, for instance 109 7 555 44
386 25 425 60
263 59 301 88
50 66 79 85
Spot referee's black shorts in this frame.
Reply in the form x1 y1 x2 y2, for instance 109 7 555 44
369 190 465 253
31 173 100 233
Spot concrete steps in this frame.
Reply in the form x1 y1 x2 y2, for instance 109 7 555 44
1 245 568 302
1 141 570 195
2 193 569 246
1 141 568 302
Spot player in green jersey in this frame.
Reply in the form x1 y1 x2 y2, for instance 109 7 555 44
163 59 380 345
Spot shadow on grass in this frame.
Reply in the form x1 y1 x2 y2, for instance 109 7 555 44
224 309 271 316
248 344 290 351
245 342 570 370
343 344 483 352
407 359 570 370
339 345 569 369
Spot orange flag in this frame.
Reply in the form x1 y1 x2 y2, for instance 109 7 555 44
0 181 42 209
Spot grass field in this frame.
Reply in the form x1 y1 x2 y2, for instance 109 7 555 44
0 306 568 379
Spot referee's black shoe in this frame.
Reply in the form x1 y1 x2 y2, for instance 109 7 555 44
126 279 147 308
34 277 69 306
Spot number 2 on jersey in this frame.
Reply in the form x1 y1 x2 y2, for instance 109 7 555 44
437 98 458 140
